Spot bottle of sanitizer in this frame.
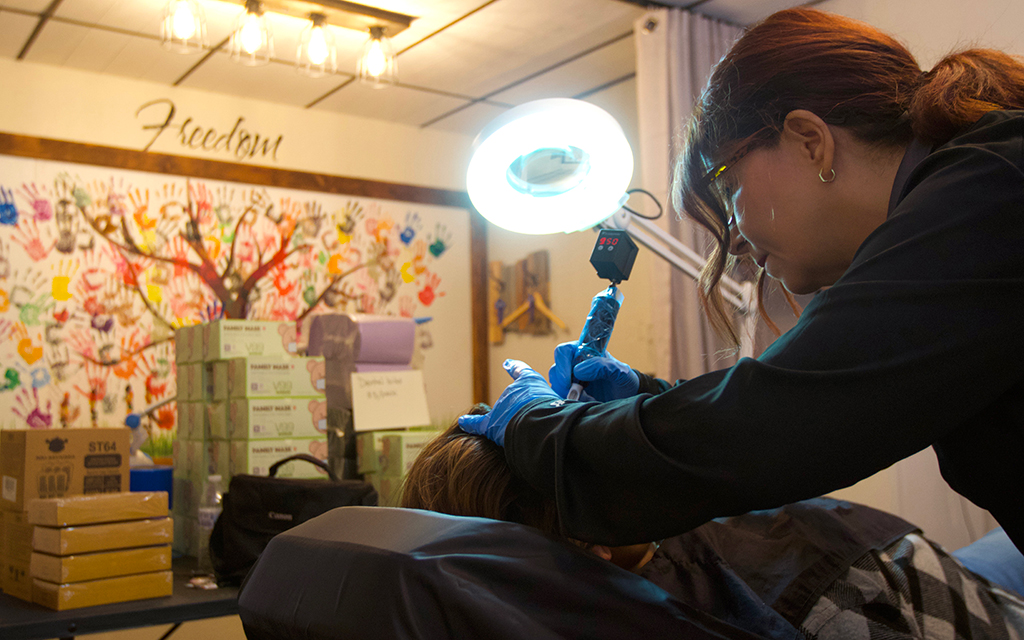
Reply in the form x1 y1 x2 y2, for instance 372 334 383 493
196 474 224 578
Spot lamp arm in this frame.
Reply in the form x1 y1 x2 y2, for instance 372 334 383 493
603 210 752 311
602 210 758 359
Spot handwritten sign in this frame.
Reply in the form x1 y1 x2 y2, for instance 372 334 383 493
136 98 283 161
351 370 431 432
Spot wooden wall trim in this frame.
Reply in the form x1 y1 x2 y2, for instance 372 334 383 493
0 132 471 206
0 131 488 402
469 207 489 404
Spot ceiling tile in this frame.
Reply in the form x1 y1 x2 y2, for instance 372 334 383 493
20 18 89 65
488 34 635 105
176 49 346 106
0 0 51 11
313 81 471 128
55 0 161 33
0 9 38 58
102 34 205 82
54 0 237 40
393 0 644 98
422 101 509 137
356 0 494 50
20 19 191 83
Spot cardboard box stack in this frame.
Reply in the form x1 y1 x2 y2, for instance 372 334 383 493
172 320 327 556
28 492 173 610
1 428 130 601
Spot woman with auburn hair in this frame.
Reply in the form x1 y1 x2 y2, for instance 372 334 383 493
458 7 1024 578
402 411 1024 639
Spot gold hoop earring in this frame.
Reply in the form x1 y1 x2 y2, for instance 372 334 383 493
819 168 836 183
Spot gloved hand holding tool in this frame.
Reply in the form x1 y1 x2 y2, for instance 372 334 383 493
549 340 639 402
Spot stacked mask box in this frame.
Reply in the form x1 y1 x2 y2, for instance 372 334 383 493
174 320 314 555
27 492 173 610
222 356 328 479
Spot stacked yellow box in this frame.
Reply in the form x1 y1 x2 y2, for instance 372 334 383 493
28 492 173 610
1 428 130 600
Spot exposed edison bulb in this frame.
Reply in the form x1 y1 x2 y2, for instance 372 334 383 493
162 0 205 52
307 27 328 65
239 14 264 54
364 40 387 77
170 1 196 39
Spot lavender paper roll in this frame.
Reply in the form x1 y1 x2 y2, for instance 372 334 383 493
307 314 416 364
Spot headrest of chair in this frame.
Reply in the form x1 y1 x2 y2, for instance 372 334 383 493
237 506 754 640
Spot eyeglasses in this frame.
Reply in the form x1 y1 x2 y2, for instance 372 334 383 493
700 142 753 189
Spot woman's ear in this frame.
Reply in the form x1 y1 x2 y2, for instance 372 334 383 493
782 109 835 169
589 545 614 562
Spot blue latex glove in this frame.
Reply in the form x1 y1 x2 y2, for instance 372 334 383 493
549 341 640 402
458 359 560 446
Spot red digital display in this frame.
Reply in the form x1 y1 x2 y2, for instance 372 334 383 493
599 237 619 246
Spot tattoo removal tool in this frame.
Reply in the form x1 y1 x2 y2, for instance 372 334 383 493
567 228 638 401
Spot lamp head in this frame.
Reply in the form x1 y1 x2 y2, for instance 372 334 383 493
466 99 633 235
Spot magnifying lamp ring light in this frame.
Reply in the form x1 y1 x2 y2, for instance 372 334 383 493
467 99 634 235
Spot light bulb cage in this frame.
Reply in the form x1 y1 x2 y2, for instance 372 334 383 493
230 0 274 67
357 25 397 88
161 0 208 54
296 12 337 77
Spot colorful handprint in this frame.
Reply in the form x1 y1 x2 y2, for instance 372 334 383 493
18 182 54 222
0 186 18 226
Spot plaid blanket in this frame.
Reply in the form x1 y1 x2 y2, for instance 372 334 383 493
800 533 1024 639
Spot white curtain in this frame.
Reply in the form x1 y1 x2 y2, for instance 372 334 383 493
634 8 742 380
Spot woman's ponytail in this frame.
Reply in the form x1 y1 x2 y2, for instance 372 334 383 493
911 49 1024 145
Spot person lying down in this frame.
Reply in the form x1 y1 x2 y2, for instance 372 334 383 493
400 406 1024 640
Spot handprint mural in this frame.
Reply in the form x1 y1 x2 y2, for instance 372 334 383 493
0 155 465 455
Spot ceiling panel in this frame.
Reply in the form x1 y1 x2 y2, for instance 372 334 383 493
0 0 51 11
177 49 347 106
356 0 491 49
421 100 509 138
488 33 635 105
393 0 643 98
0 9 37 58
313 81 470 127
101 34 204 83
55 0 165 35
22 19 192 84
20 19 90 66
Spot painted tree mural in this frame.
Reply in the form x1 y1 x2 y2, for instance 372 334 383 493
0 157 459 458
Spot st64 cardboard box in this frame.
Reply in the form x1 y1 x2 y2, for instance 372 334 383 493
1 429 130 512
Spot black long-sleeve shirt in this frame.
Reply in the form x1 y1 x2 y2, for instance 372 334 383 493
505 110 1024 549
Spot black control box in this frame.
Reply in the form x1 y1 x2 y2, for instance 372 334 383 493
589 229 638 283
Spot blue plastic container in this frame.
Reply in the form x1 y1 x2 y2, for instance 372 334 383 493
130 466 174 509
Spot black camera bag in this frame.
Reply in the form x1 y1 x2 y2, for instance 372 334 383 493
209 453 377 585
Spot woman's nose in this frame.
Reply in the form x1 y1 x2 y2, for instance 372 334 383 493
728 226 750 256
